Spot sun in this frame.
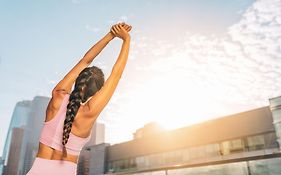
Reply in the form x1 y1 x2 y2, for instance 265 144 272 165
122 70 225 131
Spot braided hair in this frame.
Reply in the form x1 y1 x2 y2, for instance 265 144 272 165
62 65 104 156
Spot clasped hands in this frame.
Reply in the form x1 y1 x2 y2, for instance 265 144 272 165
110 22 132 41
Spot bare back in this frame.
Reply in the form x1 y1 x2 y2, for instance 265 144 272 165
36 92 98 164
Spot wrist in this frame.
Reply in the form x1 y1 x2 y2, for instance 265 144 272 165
123 35 131 42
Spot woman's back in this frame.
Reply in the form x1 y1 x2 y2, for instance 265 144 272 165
37 93 97 164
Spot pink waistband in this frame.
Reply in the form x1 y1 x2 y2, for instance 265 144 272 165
26 157 77 175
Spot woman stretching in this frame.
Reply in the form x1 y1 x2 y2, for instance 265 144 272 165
26 22 132 175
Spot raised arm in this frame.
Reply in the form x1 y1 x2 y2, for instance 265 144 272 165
52 32 115 95
88 24 131 115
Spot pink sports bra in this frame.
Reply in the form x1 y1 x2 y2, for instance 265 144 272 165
39 93 91 156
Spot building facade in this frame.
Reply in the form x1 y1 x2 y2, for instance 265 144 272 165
1 96 50 175
1 100 32 175
77 122 107 175
269 96 281 149
77 143 110 175
86 96 281 175
1 95 105 175
22 96 50 175
2 94 281 175
85 122 106 147
3 128 24 175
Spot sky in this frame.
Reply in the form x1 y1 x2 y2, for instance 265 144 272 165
1 0 281 156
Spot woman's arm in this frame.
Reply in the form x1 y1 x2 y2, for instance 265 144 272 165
82 32 115 64
88 25 131 115
52 32 115 95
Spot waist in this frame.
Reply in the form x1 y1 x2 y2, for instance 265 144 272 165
39 135 84 155
37 142 79 164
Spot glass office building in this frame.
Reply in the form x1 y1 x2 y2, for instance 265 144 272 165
0 100 31 175
1 96 50 175
101 97 281 175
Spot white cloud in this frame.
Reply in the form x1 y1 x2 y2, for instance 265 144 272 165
107 15 131 26
135 0 281 106
85 24 101 33
101 0 281 144
119 15 128 22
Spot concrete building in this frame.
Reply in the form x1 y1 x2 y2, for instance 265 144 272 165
78 143 110 175
3 94 281 175
85 122 106 147
1 96 50 175
77 122 107 175
22 96 50 175
269 96 281 149
87 96 281 175
1 100 32 175
1 95 104 175
3 128 24 175
0 157 2 174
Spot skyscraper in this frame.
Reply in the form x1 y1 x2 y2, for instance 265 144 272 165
3 128 24 175
85 122 105 147
77 122 107 175
1 100 31 175
1 96 50 175
22 96 50 175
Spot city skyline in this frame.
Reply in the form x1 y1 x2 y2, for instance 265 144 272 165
1 0 281 157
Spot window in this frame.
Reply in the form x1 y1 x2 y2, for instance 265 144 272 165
189 146 206 160
221 139 245 155
247 135 265 151
206 144 221 157
136 156 145 168
182 148 189 161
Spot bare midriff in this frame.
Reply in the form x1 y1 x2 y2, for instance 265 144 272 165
36 142 79 164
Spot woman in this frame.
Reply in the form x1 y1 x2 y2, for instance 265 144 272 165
26 22 132 175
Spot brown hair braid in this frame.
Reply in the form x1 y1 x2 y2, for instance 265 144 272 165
62 65 104 155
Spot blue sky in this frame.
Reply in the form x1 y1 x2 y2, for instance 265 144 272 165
2 0 281 156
